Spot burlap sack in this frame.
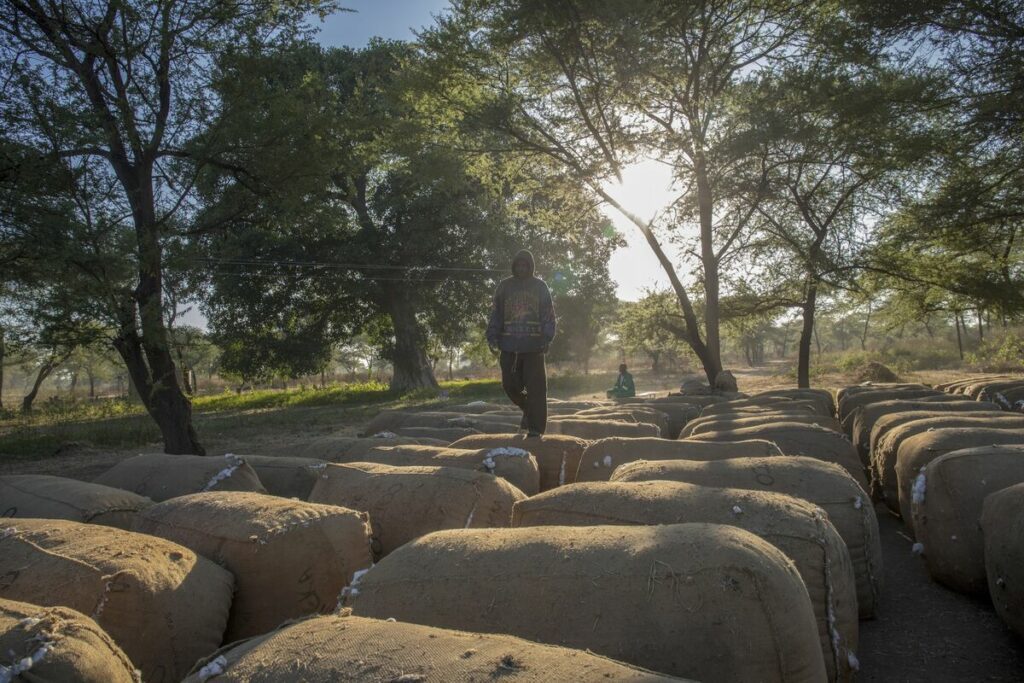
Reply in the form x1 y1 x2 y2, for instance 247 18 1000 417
699 398 820 419
961 378 1024 400
308 463 525 558
449 434 588 490
350 524 826 682
183 614 684 683
755 388 836 416
0 518 233 682
851 398 997 465
895 428 1024 525
869 404 1008 468
981 482 1024 639
611 455 881 619
513 481 858 681
0 597 138 683
134 491 373 640
395 426 480 442
333 444 540 495
576 437 783 483
872 413 1024 507
272 435 446 460
0 475 151 530
572 407 671 436
835 383 922 408
547 417 660 439
936 376 1008 393
361 409 463 435
92 453 266 502
838 389 943 434
687 423 868 490
911 445 1024 594
240 455 328 499
607 399 701 439
686 413 842 437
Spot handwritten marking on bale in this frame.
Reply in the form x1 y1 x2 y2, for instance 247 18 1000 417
0 518 233 683
512 481 858 682
610 455 882 619
0 475 151 530
133 491 374 640
92 453 266 502
308 463 525 558
183 614 686 682
349 524 826 682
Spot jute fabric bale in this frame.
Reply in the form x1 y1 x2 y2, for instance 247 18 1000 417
308 462 525 558
0 597 138 683
0 475 151 530
936 376 1007 393
851 398 996 465
337 444 539 495
699 398 820 419
547 417 660 439
911 445 1024 594
183 614 685 683
686 413 841 437
360 409 473 435
573 407 671 436
134 491 374 640
872 413 1024 507
687 423 868 490
272 435 445 460
350 524 826 682
576 437 783 483
611 455 881 619
449 433 588 490
835 383 922 408
838 388 938 433
395 426 480 442
681 409 825 437
756 388 836 416
0 518 233 682
895 428 1024 524
513 481 857 681
92 453 266 502
869 403 1007 464
981 482 1024 639
239 455 328 499
961 378 1024 400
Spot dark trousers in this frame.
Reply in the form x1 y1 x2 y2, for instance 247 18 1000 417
499 351 547 434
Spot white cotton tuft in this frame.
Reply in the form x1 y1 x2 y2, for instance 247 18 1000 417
486 447 529 458
602 455 613 467
854 496 863 510
203 454 244 491
196 655 229 682
372 431 398 439
911 470 927 505
847 652 860 671
732 505 743 515
912 542 924 555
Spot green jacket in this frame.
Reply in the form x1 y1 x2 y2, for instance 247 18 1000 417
613 371 635 396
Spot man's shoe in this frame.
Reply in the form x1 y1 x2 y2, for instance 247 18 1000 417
526 431 542 438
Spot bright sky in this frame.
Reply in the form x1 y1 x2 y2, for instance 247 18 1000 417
312 2 675 301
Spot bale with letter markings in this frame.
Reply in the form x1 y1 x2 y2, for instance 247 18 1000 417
576 437 783 483
0 475 151 530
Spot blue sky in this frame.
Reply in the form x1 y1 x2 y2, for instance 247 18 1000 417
312 0 451 48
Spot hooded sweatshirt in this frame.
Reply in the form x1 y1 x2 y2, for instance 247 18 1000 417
486 250 556 353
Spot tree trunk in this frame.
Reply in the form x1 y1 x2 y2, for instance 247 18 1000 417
22 355 60 413
955 311 964 360
69 371 78 398
797 282 818 389
385 292 438 392
694 151 722 377
977 307 984 343
0 327 4 410
860 302 872 351
114 323 204 455
88 370 96 399
118 165 204 455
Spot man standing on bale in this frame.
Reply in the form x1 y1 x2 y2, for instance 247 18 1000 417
486 249 556 436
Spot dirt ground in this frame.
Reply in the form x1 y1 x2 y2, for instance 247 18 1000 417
3 365 1023 679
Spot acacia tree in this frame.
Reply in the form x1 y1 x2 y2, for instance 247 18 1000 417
0 0 335 452
422 0 818 383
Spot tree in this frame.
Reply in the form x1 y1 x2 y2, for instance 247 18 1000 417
0 0 336 452
422 0 821 383
614 292 695 375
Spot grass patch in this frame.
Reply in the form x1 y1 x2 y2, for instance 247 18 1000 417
0 373 618 457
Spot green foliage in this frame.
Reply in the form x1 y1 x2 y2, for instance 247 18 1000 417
966 332 1024 372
